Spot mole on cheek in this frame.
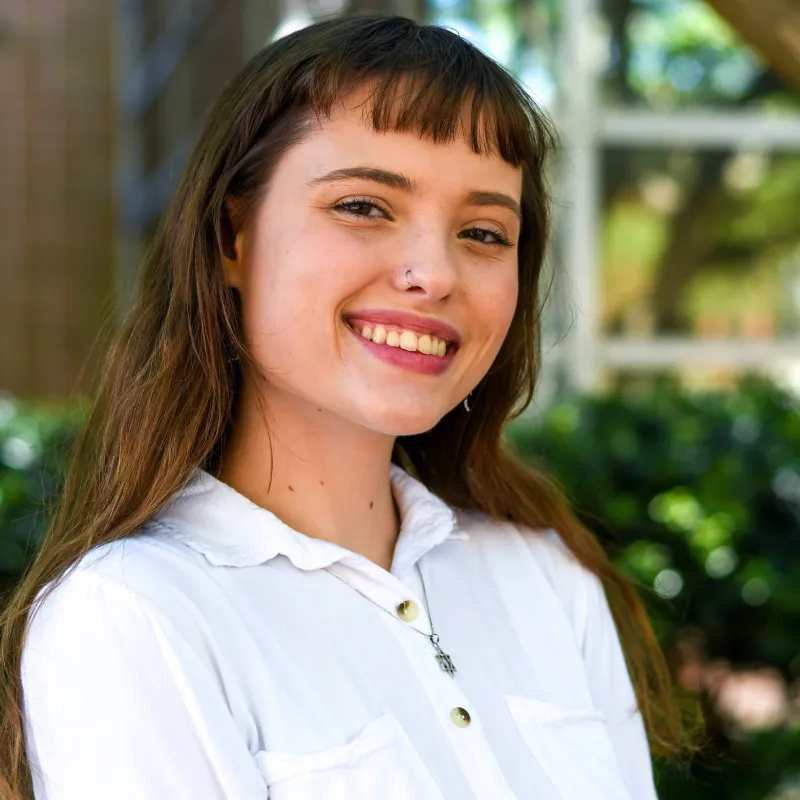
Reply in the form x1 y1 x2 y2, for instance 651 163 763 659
288 486 295 492
369 501 374 509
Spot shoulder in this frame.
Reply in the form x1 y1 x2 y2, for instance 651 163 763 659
453 506 587 583
19 529 251 768
24 524 216 662
452 508 604 645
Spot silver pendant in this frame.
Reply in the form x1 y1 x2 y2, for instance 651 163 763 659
428 633 457 677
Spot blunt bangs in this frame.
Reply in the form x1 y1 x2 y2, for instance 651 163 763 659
261 16 556 169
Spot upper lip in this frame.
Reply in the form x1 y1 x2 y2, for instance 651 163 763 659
343 309 462 347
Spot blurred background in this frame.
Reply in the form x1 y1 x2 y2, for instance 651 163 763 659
1 0 799 797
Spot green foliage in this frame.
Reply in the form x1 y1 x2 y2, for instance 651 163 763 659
624 0 761 105
0 394 84 595
507 374 800 798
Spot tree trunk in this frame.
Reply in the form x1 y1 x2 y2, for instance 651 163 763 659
704 0 800 92
641 69 785 333
648 151 738 333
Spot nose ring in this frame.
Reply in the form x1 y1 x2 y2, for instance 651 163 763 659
405 269 413 286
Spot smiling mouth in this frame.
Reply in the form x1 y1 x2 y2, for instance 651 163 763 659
344 318 459 357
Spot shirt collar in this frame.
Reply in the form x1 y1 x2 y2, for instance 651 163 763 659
150 463 468 573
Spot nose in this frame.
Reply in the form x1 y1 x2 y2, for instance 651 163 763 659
397 223 459 300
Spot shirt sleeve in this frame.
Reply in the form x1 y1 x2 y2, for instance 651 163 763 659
21 569 269 799
580 567 661 800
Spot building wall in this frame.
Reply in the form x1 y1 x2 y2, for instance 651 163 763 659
0 0 114 399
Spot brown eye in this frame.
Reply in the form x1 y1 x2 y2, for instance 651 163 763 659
333 198 390 218
461 227 513 247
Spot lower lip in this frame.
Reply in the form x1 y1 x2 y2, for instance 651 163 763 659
346 325 456 376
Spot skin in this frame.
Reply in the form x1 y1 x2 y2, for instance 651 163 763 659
218 84 522 572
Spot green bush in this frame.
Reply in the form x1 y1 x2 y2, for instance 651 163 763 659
506 374 800 799
2 378 798 797
0 393 83 598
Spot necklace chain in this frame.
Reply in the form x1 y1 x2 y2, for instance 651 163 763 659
323 560 458 677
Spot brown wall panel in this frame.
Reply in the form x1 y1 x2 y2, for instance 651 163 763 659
0 0 113 399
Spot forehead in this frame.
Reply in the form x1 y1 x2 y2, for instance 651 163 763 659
295 84 522 196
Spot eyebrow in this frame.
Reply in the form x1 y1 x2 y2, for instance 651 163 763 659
308 166 522 222
309 166 415 193
465 189 522 222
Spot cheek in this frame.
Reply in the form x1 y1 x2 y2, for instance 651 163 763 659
472 266 518 341
242 223 324 325
263 217 368 298
238 220 366 370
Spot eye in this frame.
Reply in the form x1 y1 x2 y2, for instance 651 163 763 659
460 226 514 248
332 197 390 219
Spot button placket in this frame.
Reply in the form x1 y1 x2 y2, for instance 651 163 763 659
376 599 516 798
396 617 475 728
389 575 476 741
334 561 478 732
336 560 430 631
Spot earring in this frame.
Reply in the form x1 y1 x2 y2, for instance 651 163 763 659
464 392 472 412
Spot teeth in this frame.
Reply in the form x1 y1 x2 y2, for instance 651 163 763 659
399 331 417 351
350 322 451 357
372 325 387 345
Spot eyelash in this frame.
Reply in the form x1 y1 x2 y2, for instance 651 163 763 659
332 197 515 248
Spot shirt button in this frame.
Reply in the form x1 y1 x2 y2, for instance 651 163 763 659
450 707 471 728
396 600 419 622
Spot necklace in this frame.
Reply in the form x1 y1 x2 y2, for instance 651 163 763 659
324 560 458 678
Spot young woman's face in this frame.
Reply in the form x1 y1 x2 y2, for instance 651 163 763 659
226 87 522 435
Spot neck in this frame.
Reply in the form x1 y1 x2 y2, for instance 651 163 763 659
216 383 401 572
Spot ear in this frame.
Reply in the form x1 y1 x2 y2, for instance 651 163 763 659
221 197 246 290
222 232 244 290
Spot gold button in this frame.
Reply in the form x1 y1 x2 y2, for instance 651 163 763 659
450 707 471 728
396 600 419 622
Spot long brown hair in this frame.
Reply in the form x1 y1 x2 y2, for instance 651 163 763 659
0 14 705 797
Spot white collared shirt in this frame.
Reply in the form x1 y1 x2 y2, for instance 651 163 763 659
22 464 659 799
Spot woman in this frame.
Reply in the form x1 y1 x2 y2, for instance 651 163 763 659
0 14 704 800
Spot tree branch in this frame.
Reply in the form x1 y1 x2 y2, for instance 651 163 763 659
704 0 800 92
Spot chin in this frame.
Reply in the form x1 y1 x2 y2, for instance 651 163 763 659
363 407 447 437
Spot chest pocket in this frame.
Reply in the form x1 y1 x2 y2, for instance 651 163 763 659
505 695 634 800
253 711 445 800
